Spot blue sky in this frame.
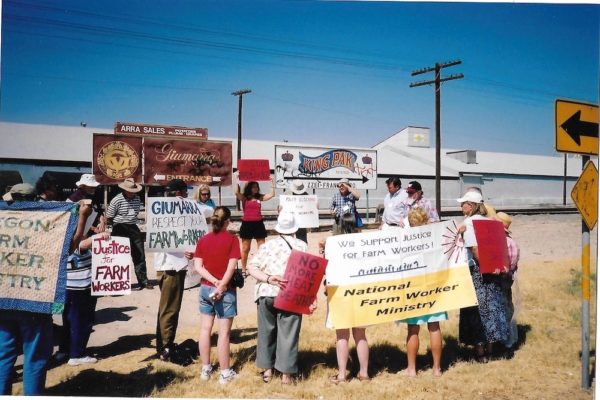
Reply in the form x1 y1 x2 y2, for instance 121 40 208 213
1 0 598 156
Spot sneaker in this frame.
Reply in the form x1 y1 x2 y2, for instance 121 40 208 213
219 369 238 385
200 365 213 381
68 356 98 366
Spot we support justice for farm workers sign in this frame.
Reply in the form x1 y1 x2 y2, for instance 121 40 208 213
146 197 208 252
325 220 477 329
0 201 78 315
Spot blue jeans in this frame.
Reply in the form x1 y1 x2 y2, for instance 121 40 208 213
59 289 98 358
0 310 53 395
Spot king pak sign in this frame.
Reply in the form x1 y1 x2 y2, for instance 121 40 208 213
275 145 377 190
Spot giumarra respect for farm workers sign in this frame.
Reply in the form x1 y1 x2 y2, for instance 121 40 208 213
146 197 208 252
92 236 132 296
324 220 477 329
0 201 78 314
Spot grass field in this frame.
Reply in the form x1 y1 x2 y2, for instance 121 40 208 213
12 215 599 399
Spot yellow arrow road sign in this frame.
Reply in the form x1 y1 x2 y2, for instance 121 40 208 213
556 99 598 155
571 160 598 230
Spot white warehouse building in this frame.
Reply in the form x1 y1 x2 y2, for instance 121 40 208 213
0 122 588 213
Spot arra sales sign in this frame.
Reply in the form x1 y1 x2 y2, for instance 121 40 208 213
275 145 377 190
115 122 208 139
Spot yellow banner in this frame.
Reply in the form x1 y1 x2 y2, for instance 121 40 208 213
326 265 477 329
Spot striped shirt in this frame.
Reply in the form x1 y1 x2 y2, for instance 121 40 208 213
107 193 140 225
67 250 92 290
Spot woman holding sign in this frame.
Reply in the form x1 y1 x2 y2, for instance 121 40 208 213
232 172 276 275
457 191 508 363
247 212 312 385
194 206 241 385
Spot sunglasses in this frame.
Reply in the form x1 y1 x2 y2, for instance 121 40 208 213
200 192 210 196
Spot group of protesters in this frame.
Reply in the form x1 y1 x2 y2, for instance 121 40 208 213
0 171 521 394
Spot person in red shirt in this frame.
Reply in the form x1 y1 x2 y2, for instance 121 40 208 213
194 206 241 385
232 172 276 275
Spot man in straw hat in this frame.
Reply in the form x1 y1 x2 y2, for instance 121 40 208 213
106 178 153 290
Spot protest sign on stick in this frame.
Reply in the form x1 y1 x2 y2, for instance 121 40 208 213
325 220 477 329
146 197 208 252
91 236 132 296
279 195 319 228
473 219 509 274
238 159 271 181
0 201 79 314
274 250 327 314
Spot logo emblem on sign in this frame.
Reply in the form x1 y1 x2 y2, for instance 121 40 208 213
97 141 140 179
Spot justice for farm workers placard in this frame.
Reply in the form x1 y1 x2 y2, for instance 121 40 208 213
146 197 208 252
325 220 477 329
91 236 133 296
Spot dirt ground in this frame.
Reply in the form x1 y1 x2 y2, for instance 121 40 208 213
62 213 596 354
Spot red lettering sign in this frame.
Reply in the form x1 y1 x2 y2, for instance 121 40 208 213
274 250 327 314
473 219 509 275
238 159 271 181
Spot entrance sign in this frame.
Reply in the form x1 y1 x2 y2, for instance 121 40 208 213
146 197 208 252
571 160 598 230
279 195 319 228
115 122 208 139
144 138 233 186
93 134 143 184
91 236 132 296
238 159 271 181
325 220 476 329
555 99 599 155
275 145 377 190
0 201 79 314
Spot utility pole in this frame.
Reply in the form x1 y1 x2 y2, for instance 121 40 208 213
410 60 463 217
232 89 251 210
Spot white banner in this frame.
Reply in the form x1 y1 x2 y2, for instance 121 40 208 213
325 220 477 329
279 195 319 228
146 197 208 252
91 236 132 296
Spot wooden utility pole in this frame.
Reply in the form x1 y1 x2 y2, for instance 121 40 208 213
410 60 463 216
232 89 251 210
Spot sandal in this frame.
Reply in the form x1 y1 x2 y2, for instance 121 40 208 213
357 374 370 382
261 371 272 383
329 375 347 384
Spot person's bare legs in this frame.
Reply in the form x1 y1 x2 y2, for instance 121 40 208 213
217 317 233 370
334 329 350 381
352 327 369 379
240 239 252 271
405 324 420 377
427 322 442 376
199 314 215 366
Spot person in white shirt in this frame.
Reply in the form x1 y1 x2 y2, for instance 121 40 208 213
381 176 407 229
154 179 194 362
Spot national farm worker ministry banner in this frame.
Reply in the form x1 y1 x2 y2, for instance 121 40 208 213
325 220 477 329
0 201 79 314
146 197 209 252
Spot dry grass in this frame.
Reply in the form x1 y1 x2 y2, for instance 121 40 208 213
34 255 595 399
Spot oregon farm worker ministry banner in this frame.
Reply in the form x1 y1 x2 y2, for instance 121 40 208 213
146 197 208 252
325 220 477 329
0 201 78 314
279 195 319 228
92 235 132 296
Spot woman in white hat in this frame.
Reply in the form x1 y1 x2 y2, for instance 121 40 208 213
247 212 312 385
456 191 508 363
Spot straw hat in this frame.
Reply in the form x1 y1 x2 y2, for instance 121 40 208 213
495 212 512 233
118 178 143 193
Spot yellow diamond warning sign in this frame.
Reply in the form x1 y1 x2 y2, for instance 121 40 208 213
571 160 598 230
